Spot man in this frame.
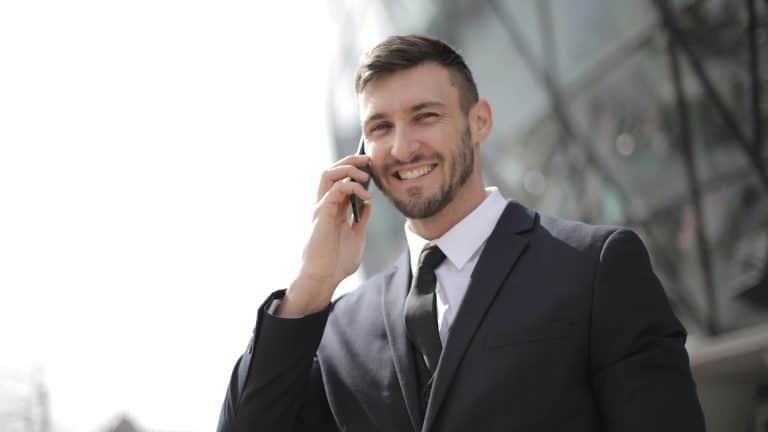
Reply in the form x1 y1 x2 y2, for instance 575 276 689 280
218 35 705 431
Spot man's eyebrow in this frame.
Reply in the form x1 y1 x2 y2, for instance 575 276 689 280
411 101 445 112
363 112 387 125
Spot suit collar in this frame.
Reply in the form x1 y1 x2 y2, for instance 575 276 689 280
404 188 508 272
423 200 536 431
382 248 423 431
383 200 536 432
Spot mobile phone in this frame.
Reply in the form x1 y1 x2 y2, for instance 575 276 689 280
351 134 372 223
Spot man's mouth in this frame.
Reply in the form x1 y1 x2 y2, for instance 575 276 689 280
395 164 437 180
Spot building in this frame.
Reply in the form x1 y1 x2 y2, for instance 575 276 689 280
327 1 768 430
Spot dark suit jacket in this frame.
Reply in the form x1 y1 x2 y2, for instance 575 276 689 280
218 201 705 431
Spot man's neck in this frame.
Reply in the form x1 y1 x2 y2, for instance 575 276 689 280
406 178 489 240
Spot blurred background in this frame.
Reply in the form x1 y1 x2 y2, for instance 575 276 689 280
1 0 767 431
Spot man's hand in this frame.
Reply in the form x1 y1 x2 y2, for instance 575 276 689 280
277 154 373 318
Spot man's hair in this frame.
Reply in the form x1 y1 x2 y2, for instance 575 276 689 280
354 35 479 114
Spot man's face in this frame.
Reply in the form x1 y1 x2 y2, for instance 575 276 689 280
358 62 476 219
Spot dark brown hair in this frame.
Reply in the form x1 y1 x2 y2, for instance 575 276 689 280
354 35 479 114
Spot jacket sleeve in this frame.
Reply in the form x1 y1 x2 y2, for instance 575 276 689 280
217 290 339 432
589 229 706 431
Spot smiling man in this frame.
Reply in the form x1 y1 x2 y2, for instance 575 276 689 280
218 35 705 432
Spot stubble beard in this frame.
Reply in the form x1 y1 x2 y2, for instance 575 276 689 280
374 126 475 219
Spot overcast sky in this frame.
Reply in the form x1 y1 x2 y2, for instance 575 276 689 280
0 2 354 431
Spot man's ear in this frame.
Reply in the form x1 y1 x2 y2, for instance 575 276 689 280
469 99 493 144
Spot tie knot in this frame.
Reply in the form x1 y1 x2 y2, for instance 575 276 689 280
418 244 446 272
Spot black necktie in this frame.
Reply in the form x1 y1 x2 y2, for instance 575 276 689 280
405 244 446 405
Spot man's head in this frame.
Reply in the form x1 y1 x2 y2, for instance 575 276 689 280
355 35 479 116
355 35 492 225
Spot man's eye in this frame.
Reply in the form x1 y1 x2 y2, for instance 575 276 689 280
415 112 438 121
370 123 391 133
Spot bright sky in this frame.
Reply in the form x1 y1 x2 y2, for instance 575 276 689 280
0 2 352 431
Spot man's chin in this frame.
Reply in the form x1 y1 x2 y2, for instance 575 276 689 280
389 194 449 219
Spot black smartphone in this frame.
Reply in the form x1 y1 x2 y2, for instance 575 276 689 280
351 134 372 223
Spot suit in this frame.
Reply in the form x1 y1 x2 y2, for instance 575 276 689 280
218 200 706 431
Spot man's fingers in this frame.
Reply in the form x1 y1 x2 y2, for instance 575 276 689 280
317 165 371 200
331 166 371 184
330 154 371 169
333 180 372 202
320 180 372 208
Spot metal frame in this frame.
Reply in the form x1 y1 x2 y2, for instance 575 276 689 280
485 0 768 334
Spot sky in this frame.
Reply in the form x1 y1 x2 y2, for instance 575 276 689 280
0 2 356 431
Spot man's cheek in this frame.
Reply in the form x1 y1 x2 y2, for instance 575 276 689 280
370 167 385 191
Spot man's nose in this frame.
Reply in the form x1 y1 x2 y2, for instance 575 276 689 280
390 126 419 163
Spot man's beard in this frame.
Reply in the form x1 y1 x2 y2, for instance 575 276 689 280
373 126 474 219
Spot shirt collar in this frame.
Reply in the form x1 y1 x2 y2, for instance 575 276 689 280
405 187 508 272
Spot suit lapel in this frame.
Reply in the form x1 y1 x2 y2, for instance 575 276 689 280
422 201 536 431
382 249 423 432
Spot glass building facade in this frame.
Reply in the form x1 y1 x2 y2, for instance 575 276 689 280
327 1 768 430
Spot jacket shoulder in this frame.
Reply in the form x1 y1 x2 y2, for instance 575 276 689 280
535 212 623 253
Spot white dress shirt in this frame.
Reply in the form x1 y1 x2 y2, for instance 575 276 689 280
404 187 508 345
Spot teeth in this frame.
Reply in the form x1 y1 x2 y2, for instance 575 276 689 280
398 165 434 180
